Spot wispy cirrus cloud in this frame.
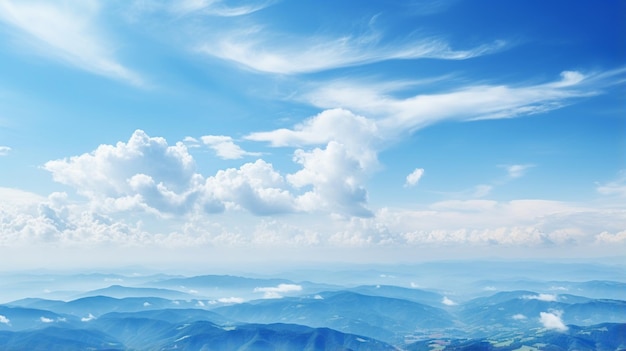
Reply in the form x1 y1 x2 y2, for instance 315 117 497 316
172 0 277 17
597 171 626 197
504 164 535 179
304 70 603 134
198 25 506 74
0 0 142 86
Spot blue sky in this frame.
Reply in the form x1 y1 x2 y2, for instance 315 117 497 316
0 0 624 269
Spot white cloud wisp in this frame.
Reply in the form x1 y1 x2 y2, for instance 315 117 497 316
0 0 142 85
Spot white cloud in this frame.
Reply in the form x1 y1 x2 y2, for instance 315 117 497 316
505 164 535 178
254 283 302 299
40 316 54 323
405 168 424 188
247 108 380 167
198 25 506 74
595 230 626 244
0 187 45 209
597 171 626 197
0 0 142 85
289 142 373 217
81 313 96 322
207 159 295 215
249 109 379 217
523 293 558 302
304 71 596 134
0 146 11 156
217 297 244 304
44 129 207 216
441 296 457 306
0 315 9 324
143 301 151 307
512 314 527 320
200 135 260 160
539 310 568 332
172 0 275 17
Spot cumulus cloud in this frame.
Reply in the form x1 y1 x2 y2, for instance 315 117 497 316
539 310 568 331
523 293 558 302
45 129 377 217
247 108 380 168
249 109 379 217
44 129 202 215
200 135 261 160
254 284 302 299
207 159 295 215
0 146 11 156
595 230 626 244
289 142 372 217
0 0 142 85
405 168 424 187
0 315 9 324
512 314 527 320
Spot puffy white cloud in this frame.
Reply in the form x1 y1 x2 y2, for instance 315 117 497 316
247 108 380 167
248 109 380 216
512 314 527 320
405 168 424 188
0 146 11 156
44 130 211 216
595 230 626 244
523 294 558 302
206 159 294 215
200 135 261 160
289 142 372 217
254 284 302 299
0 0 142 85
0 315 9 324
539 310 568 332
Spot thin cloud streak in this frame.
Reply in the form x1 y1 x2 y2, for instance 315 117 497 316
198 26 507 74
172 0 277 17
0 0 142 86
304 70 605 135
